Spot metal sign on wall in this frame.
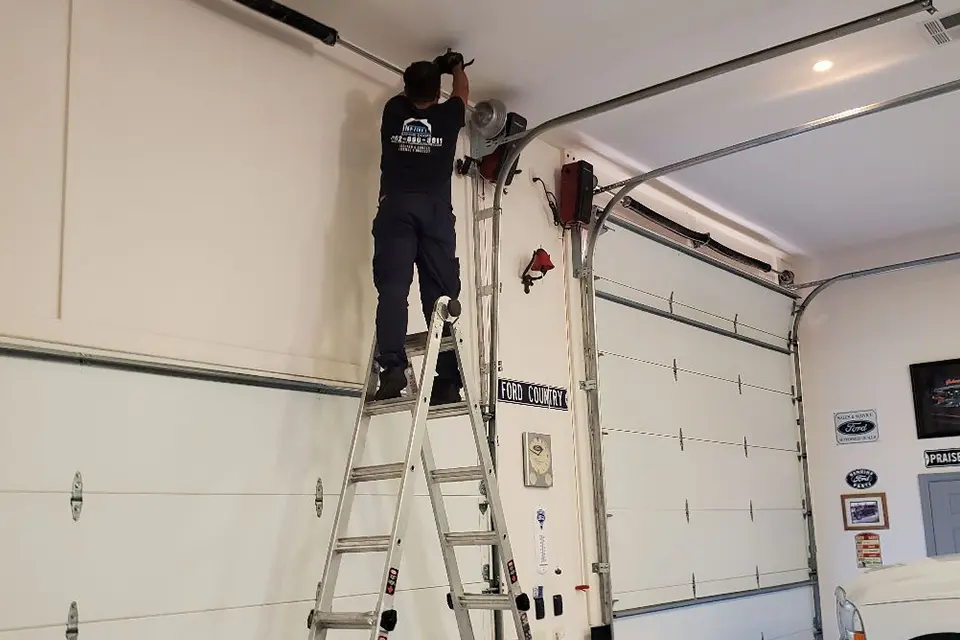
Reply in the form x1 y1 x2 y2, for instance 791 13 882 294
498 378 569 411
924 448 960 468
845 469 878 490
835 410 880 444
855 532 882 569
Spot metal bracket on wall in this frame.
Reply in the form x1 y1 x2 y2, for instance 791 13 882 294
70 472 83 522
314 478 323 518
66 601 79 640
592 562 610 574
579 380 598 392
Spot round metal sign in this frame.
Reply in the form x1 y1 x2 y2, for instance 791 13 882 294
845 468 878 490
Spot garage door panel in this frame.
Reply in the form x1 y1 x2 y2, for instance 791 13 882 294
596 299 678 365
0 357 88 492
677 372 740 444
609 509 692 597
695 574 757 599
0 494 80 631
599 355 681 437
685 441 749 510
613 584 693 612
613 585 815 640
604 432 686 510
67 493 480 622
688 510 754 586
595 221 793 340
753 509 808 578
761 568 810 589
740 387 797 451
748 448 803 509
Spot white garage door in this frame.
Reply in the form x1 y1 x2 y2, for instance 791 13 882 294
592 218 815 640
0 353 487 640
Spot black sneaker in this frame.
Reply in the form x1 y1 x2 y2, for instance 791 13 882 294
373 367 407 401
430 381 462 406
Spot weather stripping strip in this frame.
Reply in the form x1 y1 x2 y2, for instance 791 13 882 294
595 291 792 355
613 579 813 619
0 344 362 397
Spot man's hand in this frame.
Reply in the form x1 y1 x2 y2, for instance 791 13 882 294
434 49 469 75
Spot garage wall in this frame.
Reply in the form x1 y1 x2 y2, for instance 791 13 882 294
797 224 960 615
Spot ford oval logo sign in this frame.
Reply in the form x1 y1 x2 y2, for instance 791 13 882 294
837 420 876 435
845 468 878 490
834 410 880 444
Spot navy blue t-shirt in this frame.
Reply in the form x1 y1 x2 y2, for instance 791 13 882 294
378 95 466 201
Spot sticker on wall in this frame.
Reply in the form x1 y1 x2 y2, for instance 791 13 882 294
924 448 960 468
845 468 878 490
834 410 880 444
535 508 549 575
499 379 569 411
855 532 883 569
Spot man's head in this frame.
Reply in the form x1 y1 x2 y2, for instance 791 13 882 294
403 61 441 105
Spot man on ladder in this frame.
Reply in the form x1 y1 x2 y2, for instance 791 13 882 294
372 50 470 405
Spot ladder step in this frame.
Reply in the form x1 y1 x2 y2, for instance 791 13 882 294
404 331 456 359
350 463 405 483
458 593 514 610
365 398 470 419
430 465 484 483
310 610 377 630
335 535 391 554
444 531 500 546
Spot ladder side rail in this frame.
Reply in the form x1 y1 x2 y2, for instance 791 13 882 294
451 320 531 640
312 335 381 640
369 296 449 639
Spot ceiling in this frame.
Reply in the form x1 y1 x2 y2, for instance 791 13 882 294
291 0 960 256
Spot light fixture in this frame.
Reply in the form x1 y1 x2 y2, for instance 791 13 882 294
813 60 834 72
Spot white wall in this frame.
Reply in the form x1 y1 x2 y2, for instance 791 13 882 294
797 224 960 613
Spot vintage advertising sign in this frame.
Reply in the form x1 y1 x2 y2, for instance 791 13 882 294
855 532 882 569
845 469 878 490
498 378 569 411
924 448 960 468
835 410 879 444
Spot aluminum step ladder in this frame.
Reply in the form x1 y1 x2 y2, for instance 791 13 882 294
307 296 531 640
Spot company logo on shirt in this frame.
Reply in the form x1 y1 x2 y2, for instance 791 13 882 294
391 118 443 154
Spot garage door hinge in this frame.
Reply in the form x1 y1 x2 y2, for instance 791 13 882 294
755 566 760 588
737 374 743 395
733 313 739 335
592 562 610 574
70 471 83 522
749 500 754 522
672 359 678 382
66 601 79 640
315 477 324 518
691 573 697 598
579 380 597 392
679 428 684 451
668 291 675 315
743 437 749 458
684 499 690 523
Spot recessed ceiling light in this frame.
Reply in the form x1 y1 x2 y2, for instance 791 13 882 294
813 60 834 72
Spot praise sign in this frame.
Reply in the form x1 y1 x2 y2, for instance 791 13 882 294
834 410 879 444
846 469 878 490
498 379 569 411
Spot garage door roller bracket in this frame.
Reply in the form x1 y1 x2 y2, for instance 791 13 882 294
66 601 79 640
71 471 83 522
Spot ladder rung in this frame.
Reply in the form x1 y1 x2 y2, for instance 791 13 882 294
350 463 405 483
310 611 377 630
444 531 500 546
365 398 470 419
404 332 456 359
335 535 390 554
458 593 513 610
430 465 484 483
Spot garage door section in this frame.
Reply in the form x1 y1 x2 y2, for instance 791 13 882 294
593 219 814 639
0 354 486 640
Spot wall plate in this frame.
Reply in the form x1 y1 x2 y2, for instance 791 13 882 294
523 432 554 488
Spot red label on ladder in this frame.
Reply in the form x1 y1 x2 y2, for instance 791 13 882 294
507 559 518 584
386 567 399 595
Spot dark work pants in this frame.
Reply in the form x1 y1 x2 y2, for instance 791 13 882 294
373 193 462 386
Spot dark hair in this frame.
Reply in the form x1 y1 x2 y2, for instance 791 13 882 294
403 61 441 104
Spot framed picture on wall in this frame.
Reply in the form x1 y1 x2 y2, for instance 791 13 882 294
841 492 889 531
910 358 960 440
